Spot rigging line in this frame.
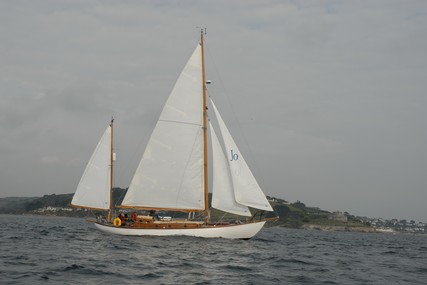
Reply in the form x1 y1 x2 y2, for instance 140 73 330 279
108 120 123 202
158 119 202 127
110 124 126 208
214 212 228 226
204 39 267 192
206 90 212 122
115 186 127 208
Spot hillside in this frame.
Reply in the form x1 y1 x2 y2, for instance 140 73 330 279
0 188 126 217
267 198 371 230
0 188 370 229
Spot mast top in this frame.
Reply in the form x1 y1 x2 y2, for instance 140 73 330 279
197 27 207 44
197 27 207 35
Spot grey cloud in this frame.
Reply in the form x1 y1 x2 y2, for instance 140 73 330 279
1 1 426 222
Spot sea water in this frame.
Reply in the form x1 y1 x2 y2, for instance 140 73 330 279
0 215 426 284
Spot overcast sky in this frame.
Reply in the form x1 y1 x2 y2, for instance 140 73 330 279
1 1 426 222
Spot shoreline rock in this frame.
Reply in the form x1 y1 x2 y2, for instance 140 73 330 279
301 224 376 233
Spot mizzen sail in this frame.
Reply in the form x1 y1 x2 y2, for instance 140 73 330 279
72 125 112 210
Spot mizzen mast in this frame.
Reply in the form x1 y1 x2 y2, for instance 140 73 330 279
108 117 114 222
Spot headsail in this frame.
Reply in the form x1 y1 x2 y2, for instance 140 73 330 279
72 125 112 210
122 45 204 211
210 99 273 212
210 122 251 216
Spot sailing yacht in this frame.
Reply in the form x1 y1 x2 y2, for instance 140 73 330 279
71 31 277 239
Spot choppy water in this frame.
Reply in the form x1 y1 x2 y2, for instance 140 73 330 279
1 215 426 284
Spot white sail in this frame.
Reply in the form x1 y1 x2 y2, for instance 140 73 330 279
210 99 273 212
122 45 204 210
210 122 251 216
72 125 111 210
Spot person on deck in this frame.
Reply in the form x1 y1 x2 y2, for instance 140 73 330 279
118 211 126 226
123 214 128 226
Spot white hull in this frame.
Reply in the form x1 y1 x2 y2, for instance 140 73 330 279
94 221 266 239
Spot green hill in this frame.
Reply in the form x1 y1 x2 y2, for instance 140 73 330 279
0 188 369 229
0 188 126 217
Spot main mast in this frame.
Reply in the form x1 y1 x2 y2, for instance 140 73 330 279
108 118 114 222
200 29 209 223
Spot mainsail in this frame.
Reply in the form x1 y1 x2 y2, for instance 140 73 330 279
122 45 204 211
121 43 272 214
210 99 274 212
71 125 112 210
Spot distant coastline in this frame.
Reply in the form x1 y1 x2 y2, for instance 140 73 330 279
1 188 425 234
